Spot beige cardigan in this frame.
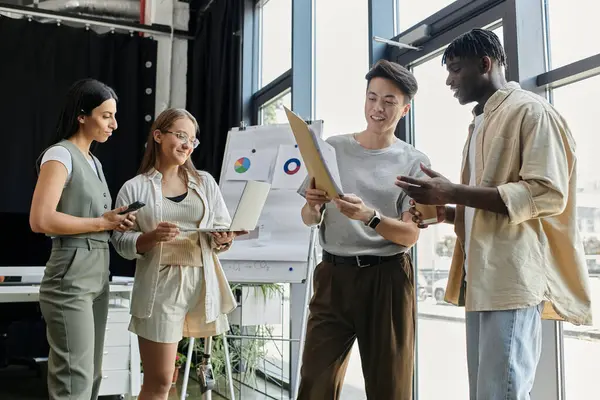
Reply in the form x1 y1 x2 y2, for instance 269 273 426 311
111 169 237 332
445 82 592 326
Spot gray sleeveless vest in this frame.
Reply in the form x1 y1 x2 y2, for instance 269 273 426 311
37 140 112 241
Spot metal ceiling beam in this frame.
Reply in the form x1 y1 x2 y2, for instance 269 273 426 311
0 3 192 39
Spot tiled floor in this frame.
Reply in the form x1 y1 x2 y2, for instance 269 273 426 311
166 373 291 400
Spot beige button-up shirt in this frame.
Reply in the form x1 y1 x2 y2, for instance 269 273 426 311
445 82 593 326
111 169 237 332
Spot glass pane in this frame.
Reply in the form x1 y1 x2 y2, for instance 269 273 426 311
260 0 292 88
259 90 291 125
397 0 457 32
547 0 600 68
552 76 600 400
315 0 369 140
313 0 369 395
411 26 502 400
411 51 471 400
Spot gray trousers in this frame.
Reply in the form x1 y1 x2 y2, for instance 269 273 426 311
39 237 110 400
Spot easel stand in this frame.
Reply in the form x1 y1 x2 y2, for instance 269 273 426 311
292 226 318 398
191 120 324 399
180 335 236 400
179 227 317 399
223 227 318 399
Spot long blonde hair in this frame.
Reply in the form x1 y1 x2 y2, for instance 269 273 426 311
138 108 202 184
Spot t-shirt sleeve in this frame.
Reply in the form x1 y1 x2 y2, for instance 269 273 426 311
397 152 432 215
41 145 73 183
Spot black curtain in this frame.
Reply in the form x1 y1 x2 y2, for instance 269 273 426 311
187 0 242 179
0 17 157 278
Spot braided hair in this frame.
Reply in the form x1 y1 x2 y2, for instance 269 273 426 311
442 28 506 66
51 78 118 145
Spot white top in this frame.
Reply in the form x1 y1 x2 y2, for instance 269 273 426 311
40 145 99 185
464 113 485 278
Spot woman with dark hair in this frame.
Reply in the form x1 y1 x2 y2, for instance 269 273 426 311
29 78 137 400
111 108 242 399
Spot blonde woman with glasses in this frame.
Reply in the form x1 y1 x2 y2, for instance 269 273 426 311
111 108 243 399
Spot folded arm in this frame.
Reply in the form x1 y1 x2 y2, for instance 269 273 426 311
373 211 420 247
333 194 419 247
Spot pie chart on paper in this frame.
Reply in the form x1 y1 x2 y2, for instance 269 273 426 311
234 157 251 173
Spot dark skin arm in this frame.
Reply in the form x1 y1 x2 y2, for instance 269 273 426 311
452 185 508 215
395 163 508 216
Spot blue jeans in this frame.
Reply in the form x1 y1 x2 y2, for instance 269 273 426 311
465 303 543 400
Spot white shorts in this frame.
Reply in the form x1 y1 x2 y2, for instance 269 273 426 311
129 265 229 343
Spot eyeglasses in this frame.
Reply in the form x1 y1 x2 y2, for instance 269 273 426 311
163 130 200 149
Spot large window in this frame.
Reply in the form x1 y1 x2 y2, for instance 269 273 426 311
314 0 369 139
397 0 457 32
411 53 470 399
410 25 503 400
258 0 292 88
551 76 600 400
241 0 600 398
313 0 369 395
546 0 600 69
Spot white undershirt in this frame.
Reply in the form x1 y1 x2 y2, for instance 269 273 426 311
40 145 99 185
463 114 485 279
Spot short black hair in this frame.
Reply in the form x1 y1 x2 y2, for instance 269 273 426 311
365 60 418 101
442 28 506 66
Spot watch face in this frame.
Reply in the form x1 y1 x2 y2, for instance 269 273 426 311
369 216 381 228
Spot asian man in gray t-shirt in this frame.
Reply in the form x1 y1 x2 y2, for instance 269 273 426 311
296 60 429 400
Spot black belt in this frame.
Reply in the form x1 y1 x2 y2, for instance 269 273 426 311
322 251 404 268
52 237 109 250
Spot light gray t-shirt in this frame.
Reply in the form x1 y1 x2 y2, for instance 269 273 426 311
298 133 430 257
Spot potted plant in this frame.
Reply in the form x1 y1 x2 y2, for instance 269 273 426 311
175 283 284 395
173 352 187 384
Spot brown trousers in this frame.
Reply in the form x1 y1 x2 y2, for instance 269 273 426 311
297 254 415 400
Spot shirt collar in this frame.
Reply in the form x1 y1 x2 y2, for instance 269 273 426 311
146 168 199 189
471 81 521 118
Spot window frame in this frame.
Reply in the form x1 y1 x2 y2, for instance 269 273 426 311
393 2 507 142
251 69 292 126
240 0 600 399
243 0 315 395
388 1 565 400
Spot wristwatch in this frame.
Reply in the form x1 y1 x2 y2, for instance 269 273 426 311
366 209 381 229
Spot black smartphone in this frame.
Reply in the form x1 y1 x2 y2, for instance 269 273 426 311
119 201 146 214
